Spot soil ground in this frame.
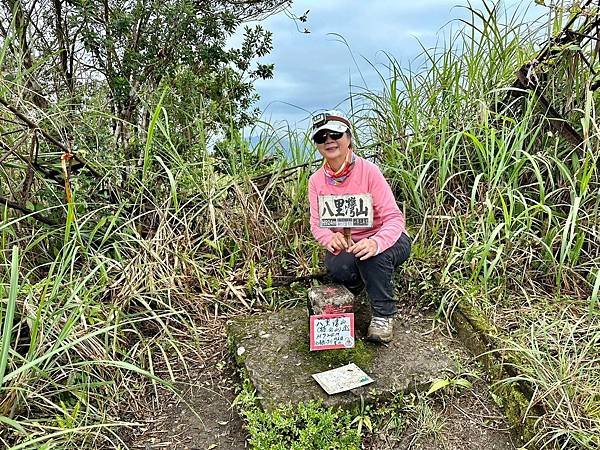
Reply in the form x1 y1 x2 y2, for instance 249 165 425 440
125 319 248 450
364 380 516 450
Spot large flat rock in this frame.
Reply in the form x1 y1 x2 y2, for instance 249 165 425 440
227 305 461 411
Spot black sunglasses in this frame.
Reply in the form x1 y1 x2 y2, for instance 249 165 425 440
313 130 344 144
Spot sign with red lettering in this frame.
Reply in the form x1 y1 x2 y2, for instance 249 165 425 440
309 313 355 351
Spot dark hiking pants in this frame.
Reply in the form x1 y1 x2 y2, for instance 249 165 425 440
324 233 411 317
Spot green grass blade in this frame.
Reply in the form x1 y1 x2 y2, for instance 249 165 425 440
0 245 18 390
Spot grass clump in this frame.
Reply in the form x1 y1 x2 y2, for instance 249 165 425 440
234 381 360 450
366 391 447 448
498 303 600 449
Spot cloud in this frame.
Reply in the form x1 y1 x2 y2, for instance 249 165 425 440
251 0 543 128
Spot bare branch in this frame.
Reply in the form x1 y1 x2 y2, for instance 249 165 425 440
0 96 103 179
0 195 59 226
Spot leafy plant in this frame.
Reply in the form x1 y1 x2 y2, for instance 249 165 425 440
234 381 360 450
426 375 474 396
350 395 373 435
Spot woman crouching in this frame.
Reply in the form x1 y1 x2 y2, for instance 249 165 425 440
308 110 411 343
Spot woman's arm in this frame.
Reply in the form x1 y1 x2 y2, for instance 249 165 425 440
368 165 405 253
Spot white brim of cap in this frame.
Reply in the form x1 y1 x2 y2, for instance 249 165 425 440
311 121 348 138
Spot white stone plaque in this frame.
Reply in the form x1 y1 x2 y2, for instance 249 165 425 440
312 363 374 395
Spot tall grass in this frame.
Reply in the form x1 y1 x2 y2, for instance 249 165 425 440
2 0 600 448
0 189 211 447
499 303 600 449
0 76 318 446
353 1 600 448
358 1 599 294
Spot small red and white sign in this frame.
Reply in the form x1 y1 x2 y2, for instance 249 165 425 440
309 313 355 351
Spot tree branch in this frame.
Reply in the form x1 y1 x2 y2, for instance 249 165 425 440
0 96 104 179
0 195 58 226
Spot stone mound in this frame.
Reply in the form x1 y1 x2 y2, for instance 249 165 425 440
228 305 460 411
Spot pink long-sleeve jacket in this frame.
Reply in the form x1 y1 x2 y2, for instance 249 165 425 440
308 156 406 255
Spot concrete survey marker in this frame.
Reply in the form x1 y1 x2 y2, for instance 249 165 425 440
307 284 354 315
227 303 462 411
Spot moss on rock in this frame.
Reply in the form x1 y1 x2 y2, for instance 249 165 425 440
294 336 375 373
450 297 541 447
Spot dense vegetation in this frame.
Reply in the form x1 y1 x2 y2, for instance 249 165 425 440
1 0 599 448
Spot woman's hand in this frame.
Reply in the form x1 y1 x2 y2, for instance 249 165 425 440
326 232 350 253
348 238 378 260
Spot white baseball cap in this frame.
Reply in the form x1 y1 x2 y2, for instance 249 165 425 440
311 110 352 139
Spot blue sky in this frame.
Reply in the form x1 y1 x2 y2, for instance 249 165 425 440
248 0 547 131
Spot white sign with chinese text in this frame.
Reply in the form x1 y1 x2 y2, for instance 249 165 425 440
318 194 373 228
309 313 355 351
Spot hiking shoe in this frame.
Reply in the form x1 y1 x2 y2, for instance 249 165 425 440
367 316 394 343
